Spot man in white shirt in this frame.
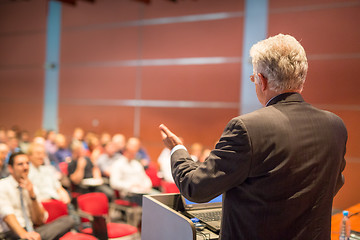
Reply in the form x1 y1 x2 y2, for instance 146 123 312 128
96 142 122 178
110 139 153 206
28 143 70 204
0 152 74 240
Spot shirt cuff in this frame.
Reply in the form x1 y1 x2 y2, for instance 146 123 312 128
170 145 187 156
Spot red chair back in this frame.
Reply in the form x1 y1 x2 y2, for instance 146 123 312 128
42 199 68 224
161 181 180 193
59 162 69 176
77 192 109 216
145 163 161 188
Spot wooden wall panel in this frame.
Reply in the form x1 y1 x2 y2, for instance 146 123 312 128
141 64 241 101
61 0 140 27
0 0 46 33
59 67 137 99
0 101 43 133
58 105 135 138
61 28 139 63
142 18 243 59
144 0 243 18
269 5 360 55
303 59 360 105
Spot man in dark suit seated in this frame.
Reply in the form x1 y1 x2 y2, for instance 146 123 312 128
159 34 347 240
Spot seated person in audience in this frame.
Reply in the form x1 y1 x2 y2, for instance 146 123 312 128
32 137 51 166
71 128 89 153
96 141 122 178
157 147 173 183
44 130 57 156
53 133 72 167
0 152 74 240
28 143 70 204
68 141 113 200
189 142 203 162
199 148 211 163
86 133 104 164
5 137 20 164
127 137 151 169
110 139 153 206
18 130 31 154
100 132 112 148
0 143 10 179
112 133 126 154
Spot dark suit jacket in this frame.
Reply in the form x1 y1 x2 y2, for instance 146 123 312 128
171 92 347 240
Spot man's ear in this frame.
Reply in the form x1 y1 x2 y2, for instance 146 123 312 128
258 73 268 91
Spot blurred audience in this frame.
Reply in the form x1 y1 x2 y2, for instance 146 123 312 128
5 137 20 164
28 143 70 204
199 148 211 163
44 130 57 155
127 137 151 168
54 134 72 166
96 141 122 178
190 142 203 162
68 140 113 201
18 130 31 154
100 132 112 147
112 133 126 154
157 147 172 183
110 139 153 206
86 133 103 164
0 143 10 179
0 152 74 240
71 127 89 152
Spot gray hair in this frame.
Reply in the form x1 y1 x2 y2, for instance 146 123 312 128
250 34 308 92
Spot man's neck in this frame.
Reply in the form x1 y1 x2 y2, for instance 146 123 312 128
264 90 301 106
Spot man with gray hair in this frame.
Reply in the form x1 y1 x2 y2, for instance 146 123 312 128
160 34 347 239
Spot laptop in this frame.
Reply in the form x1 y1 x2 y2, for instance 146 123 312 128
181 194 223 233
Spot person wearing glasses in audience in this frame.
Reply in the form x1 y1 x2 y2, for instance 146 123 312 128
160 34 347 240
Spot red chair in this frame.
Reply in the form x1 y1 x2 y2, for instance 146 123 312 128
59 162 69 176
161 181 180 193
111 190 142 227
145 163 161 189
41 199 97 240
77 192 139 240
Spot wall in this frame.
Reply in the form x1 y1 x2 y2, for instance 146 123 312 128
0 0 359 209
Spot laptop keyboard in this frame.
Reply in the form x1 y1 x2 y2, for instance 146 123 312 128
191 210 222 222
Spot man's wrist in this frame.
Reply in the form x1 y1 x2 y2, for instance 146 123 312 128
170 145 187 156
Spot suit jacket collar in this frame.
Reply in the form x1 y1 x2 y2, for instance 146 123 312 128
266 92 304 107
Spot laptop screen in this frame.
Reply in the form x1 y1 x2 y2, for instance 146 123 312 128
182 194 223 210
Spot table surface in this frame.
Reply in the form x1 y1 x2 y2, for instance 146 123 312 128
331 203 360 239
